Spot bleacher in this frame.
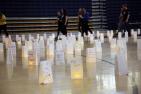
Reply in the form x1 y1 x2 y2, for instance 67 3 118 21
6 17 95 33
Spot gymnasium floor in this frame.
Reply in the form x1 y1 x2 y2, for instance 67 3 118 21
0 34 141 94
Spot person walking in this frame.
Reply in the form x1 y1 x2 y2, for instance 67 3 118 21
78 8 83 33
81 8 93 37
0 12 9 37
118 4 130 36
60 8 68 36
55 11 62 40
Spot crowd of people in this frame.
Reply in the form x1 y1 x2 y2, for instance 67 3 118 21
56 5 131 39
78 8 93 37
0 4 131 39
55 8 92 40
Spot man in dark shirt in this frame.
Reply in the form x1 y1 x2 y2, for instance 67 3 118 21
55 11 62 41
118 4 131 36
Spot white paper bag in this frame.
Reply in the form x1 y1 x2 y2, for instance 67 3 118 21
66 55 74 64
110 30 114 35
6 47 13 64
7 42 16 67
110 38 117 49
108 31 113 42
125 32 128 42
0 43 4 62
79 37 84 50
4 37 12 49
137 39 141 50
40 36 44 41
110 39 117 58
117 39 127 50
51 33 55 39
47 55 54 65
100 33 104 43
16 37 22 48
56 40 63 51
34 51 39 65
11 42 16 57
107 30 110 38
117 49 128 75
43 33 47 40
47 40 54 56
28 51 34 65
62 37 68 51
108 36 113 43
96 31 100 39
137 49 141 61
16 35 19 41
118 32 122 39
37 34 40 40
89 34 94 44
8 35 12 40
131 29 134 37
0 43 4 53
137 29 141 35
137 39 141 60
69 34 76 45
77 32 81 38
28 34 32 41
74 41 82 56
55 51 65 65
2 35 6 43
28 41 40 65
21 35 25 42
117 39 127 60
39 38 45 58
22 46 28 58
95 40 102 52
71 56 83 79
86 48 96 62
133 32 137 42
27 40 33 52
39 60 53 84
66 40 74 55
33 43 40 65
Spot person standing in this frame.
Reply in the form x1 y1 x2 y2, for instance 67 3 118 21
83 8 93 35
0 12 9 37
60 8 68 36
55 9 68 41
81 8 93 37
118 4 130 36
78 8 83 33
55 11 62 40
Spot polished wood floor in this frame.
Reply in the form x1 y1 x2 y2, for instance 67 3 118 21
0 34 141 94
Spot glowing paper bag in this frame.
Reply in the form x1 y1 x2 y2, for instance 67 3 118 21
71 56 83 79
